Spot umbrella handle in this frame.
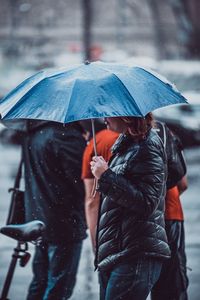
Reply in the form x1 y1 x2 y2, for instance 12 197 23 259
91 119 97 157
90 119 98 197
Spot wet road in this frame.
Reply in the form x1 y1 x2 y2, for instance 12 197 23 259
0 144 199 300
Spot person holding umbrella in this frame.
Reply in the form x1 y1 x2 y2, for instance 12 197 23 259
90 114 171 300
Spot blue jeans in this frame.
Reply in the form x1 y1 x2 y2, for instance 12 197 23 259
99 257 162 300
26 241 82 300
151 221 188 300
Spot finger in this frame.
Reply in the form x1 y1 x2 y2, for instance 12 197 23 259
99 156 105 161
92 155 103 161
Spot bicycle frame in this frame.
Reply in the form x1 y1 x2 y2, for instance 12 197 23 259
0 241 31 300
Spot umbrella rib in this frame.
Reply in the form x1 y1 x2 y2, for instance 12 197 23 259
93 65 143 116
0 71 46 118
112 73 143 115
2 78 49 119
1 66 81 119
137 67 187 101
63 78 80 123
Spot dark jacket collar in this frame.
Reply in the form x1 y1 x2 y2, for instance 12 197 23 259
111 133 134 155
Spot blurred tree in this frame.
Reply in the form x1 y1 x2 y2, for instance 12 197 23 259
182 0 200 57
82 0 92 62
148 0 169 59
5 0 20 57
170 0 194 57
147 0 200 58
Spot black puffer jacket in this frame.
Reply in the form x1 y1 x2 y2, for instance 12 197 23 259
95 129 171 271
22 121 87 244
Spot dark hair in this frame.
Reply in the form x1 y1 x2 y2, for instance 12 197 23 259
121 113 154 138
79 119 106 140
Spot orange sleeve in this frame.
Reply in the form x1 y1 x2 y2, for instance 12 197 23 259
165 186 184 220
81 130 119 179
81 140 94 179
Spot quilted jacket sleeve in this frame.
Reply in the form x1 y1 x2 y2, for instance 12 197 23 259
98 141 166 218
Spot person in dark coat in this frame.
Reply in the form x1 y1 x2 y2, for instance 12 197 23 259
22 121 87 300
151 121 189 300
90 114 171 300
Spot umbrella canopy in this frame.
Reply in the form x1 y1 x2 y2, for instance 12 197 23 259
0 61 187 128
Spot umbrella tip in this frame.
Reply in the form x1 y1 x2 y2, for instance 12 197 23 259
84 60 90 65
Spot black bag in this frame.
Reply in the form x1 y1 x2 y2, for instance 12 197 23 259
155 121 187 189
169 133 187 185
6 157 25 225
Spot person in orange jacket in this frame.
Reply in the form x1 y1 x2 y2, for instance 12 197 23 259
81 128 119 251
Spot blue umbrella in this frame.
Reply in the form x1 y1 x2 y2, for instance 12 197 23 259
0 61 187 128
0 61 188 194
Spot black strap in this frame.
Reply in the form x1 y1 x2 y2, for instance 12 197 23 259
154 121 166 149
159 122 167 149
13 156 23 189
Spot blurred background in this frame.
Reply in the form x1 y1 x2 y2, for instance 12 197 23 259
0 0 200 146
0 1 200 299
